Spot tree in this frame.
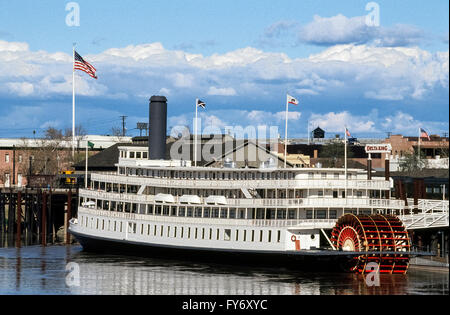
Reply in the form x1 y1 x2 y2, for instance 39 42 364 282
398 149 426 173
319 142 354 167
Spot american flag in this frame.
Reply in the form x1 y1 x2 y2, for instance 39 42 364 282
346 128 351 138
74 51 97 79
420 128 430 140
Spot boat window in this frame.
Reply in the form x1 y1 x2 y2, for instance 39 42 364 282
203 208 210 218
212 208 219 218
194 207 202 217
260 230 263 242
243 230 247 242
251 230 255 242
154 225 157 236
329 210 337 219
188 227 191 238
288 210 296 219
220 208 227 218
174 226 177 238
136 152 141 159
268 230 272 242
167 226 170 237
277 230 281 242
155 205 162 215
178 207 186 217
160 225 164 237
216 229 220 240
321 173 327 179
163 206 170 216
229 209 236 219
181 227 184 238
130 152 135 158
143 152 148 159
186 207 193 217
224 229 231 241
147 225 151 235
315 210 327 219
235 229 239 241
202 228 205 239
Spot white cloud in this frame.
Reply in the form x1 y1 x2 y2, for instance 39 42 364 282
0 39 447 135
309 111 376 134
297 14 424 47
207 86 237 96
5 82 34 96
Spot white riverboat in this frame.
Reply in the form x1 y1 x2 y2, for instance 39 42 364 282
69 96 419 274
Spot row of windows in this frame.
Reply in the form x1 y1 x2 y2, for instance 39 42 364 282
3 154 24 163
81 216 282 243
82 198 305 220
118 167 359 181
119 167 297 181
120 151 148 159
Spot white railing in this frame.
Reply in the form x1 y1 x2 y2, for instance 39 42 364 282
91 173 390 190
77 207 336 229
399 199 449 229
80 189 405 209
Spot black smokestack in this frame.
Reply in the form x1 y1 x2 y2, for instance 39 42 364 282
149 95 167 160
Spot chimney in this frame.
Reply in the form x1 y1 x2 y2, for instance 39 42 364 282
149 96 167 160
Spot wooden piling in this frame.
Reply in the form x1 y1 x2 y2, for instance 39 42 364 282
16 191 21 247
41 191 47 246
8 189 15 235
66 189 72 245
0 191 5 234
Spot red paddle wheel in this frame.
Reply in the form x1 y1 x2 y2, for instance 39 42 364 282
330 214 411 274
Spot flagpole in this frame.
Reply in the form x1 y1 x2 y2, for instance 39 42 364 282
85 140 88 188
72 43 76 158
344 127 348 201
194 98 198 167
418 128 421 166
284 95 288 168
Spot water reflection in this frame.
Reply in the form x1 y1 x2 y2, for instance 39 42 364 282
0 245 448 295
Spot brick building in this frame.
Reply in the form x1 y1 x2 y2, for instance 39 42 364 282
0 136 131 188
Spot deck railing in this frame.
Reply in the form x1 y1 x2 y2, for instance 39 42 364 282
91 173 391 190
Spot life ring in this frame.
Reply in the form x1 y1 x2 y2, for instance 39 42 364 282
291 235 297 242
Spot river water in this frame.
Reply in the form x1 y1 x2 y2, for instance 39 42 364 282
0 244 448 295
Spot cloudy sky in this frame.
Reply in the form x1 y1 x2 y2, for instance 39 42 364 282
0 0 448 139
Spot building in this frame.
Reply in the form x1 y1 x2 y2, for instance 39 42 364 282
384 134 449 171
0 135 131 188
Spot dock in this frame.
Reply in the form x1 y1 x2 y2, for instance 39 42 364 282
0 188 77 247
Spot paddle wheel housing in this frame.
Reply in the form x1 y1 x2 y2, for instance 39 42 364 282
331 214 411 274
